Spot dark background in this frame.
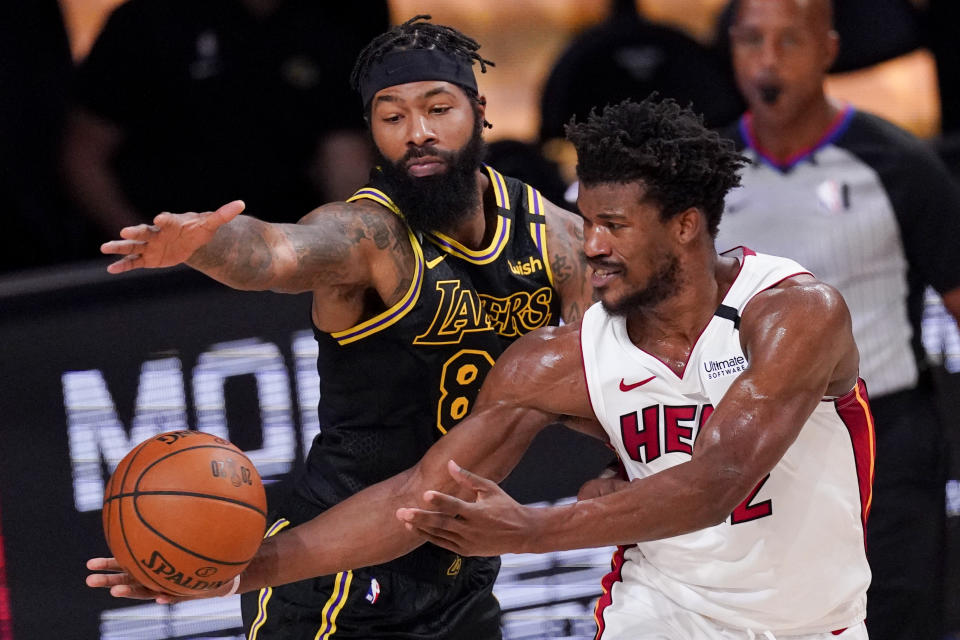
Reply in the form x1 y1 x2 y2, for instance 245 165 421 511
0 262 612 640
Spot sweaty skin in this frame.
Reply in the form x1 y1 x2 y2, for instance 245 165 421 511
90 80 593 603
89 180 858 601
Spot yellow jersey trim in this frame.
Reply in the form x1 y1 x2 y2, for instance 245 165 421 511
346 187 400 215
247 518 292 640
427 216 511 265
314 570 354 640
484 164 511 210
330 228 425 345
332 187 424 345
526 185 555 288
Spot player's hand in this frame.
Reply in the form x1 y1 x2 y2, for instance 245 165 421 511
100 200 245 274
576 476 630 500
396 460 540 557
86 557 234 604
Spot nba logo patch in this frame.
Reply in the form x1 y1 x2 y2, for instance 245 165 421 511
365 578 381 604
815 179 850 214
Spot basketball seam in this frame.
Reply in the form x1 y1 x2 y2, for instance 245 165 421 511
132 445 265 568
107 435 265 595
131 492 263 566
114 438 176 594
105 491 267 518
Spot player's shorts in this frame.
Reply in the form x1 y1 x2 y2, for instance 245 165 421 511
240 506 502 640
597 568 867 640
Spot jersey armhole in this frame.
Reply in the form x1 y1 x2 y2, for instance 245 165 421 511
578 313 606 426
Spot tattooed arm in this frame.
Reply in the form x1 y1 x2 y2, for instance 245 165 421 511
100 199 415 328
542 200 594 324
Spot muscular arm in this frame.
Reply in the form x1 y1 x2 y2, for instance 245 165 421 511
543 200 594 324
90 323 597 600
102 199 416 331
404 278 860 556
184 201 401 295
517 279 859 552
240 324 596 590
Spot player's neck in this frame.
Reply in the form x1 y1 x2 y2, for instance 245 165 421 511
445 169 495 249
625 248 735 367
749 94 842 163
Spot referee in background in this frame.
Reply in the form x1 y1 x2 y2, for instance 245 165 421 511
715 1 960 639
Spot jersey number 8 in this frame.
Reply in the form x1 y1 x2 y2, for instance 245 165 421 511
436 349 496 434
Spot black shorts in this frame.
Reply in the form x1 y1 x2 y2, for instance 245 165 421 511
241 506 502 639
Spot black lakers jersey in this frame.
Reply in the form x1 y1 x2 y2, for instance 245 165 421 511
296 165 561 509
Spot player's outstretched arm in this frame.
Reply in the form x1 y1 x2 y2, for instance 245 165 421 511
400 277 860 556
100 200 246 274
86 323 597 602
99 199 406 296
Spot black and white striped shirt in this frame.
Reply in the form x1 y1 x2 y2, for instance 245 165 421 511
716 106 960 397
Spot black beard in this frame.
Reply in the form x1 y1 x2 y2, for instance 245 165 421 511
375 124 486 236
602 252 681 316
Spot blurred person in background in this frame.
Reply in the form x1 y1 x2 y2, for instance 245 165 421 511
62 0 388 238
0 0 78 273
714 1 960 638
539 0 744 147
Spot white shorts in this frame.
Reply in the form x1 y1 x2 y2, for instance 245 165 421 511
597 577 868 640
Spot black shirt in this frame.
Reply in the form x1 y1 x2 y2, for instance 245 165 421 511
300 165 562 507
75 0 387 220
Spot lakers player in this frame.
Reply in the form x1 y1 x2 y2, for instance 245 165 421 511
90 16 592 640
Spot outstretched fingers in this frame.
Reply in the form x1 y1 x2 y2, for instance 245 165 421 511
447 459 498 496
119 223 160 240
86 557 182 603
213 200 246 225
104 252 145 274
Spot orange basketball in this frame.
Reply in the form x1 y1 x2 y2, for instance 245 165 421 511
103 430 267 596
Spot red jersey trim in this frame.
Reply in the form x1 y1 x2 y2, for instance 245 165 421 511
593 545 631 639
833 378 877 536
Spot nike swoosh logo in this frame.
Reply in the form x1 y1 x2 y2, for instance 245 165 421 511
426 255 446 269
619 376 656 391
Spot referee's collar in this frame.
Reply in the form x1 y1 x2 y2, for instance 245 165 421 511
740 104 855 173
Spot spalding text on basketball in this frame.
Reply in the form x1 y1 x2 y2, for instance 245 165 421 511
140 550 229 591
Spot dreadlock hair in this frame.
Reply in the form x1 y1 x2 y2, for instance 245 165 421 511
565 96 746 238
350 15 495 128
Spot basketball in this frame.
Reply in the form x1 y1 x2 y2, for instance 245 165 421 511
102 430 267 596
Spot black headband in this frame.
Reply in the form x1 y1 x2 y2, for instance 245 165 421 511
359 48 478 108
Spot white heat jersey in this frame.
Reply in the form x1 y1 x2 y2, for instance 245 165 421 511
581 248 874 635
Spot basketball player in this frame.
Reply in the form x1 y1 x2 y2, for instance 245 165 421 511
92 16 591 640
91 97 873 639
715 1 960 637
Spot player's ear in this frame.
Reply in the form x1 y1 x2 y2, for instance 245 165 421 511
674 207 702 244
